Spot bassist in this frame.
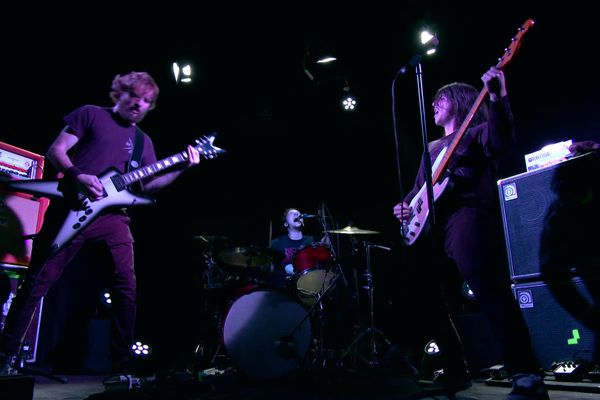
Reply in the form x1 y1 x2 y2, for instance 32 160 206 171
393 67 548 399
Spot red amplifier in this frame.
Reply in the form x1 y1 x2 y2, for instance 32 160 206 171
0 141 50 267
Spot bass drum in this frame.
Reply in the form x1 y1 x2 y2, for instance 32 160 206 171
222 288 312 379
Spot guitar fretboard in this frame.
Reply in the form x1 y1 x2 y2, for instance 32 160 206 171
121 151 189 186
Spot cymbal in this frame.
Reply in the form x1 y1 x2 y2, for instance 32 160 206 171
192 235 230 243
325 225 380 235
217 246 282 268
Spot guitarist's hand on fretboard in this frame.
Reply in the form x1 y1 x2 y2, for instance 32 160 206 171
183 144 201 168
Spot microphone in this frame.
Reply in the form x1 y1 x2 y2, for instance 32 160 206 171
298 213 319 219
397 54 423 75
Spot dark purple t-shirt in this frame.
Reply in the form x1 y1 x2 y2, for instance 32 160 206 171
63 105 157 176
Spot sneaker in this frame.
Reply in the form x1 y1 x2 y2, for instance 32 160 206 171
506 373 550 400
0 352 16 376
421 369 472 395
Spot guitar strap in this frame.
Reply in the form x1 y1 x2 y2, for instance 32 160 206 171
128 127 145 172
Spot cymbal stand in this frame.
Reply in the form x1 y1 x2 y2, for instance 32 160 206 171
341 241 393 368
201 251 227 290
196 250 228 368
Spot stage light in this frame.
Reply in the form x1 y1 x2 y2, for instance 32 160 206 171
303 44 339 83
316 55 337 64
131 341 152 357
461 281 476 301
172 62 193 84
341 86 357 111
340 76 357 112
100 290 112 307
424 339 441 356
419 29 439 56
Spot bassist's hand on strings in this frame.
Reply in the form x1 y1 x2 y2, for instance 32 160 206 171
393 201 412 222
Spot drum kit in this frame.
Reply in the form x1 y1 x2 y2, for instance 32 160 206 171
193 224 395 380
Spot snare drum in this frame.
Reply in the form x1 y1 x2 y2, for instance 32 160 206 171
292 242 335 300
222 288 312 379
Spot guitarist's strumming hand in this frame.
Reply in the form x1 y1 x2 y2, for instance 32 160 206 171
482 67 506 102
67 169 105 201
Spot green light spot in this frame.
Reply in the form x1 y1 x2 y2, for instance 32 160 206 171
567 329 580 345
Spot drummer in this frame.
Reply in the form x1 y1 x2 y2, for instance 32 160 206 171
269 208 330 286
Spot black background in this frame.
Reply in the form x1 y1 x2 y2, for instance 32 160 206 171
3 4 599 371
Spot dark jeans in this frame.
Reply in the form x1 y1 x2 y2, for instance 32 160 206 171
0 209 136 363
422 206 540 376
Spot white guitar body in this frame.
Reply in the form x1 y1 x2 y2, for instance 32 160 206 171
10 169 156 254
402 147 450 245
7 134 225 255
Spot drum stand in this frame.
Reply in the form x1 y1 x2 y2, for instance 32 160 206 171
281 266 344 370
341 241 394 368
195 250 228 369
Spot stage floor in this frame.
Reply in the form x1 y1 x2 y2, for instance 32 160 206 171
8 369 600 400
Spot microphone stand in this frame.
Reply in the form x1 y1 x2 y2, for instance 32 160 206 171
414 60 436 227
393 54 436 237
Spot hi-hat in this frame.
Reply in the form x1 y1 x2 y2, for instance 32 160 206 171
192 235 230 249
193 235 230 243
325 225 380 235
217 246 282 268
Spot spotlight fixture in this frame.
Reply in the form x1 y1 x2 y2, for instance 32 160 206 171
461 281 476 301
424 339 441 356
341 89 357 111
303 44 339 84
419 30 439 56
172 62 193 84
131 341 151 357
100 290 112 307
341 76 357 112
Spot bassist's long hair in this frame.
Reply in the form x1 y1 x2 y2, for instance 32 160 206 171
433 82 488 127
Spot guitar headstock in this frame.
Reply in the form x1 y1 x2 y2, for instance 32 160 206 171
194 133 226 159
496 19 535 70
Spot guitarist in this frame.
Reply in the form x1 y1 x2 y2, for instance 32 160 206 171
0 71 201 375
393 67 548 399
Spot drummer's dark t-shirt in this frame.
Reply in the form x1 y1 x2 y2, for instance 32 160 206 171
267 235 314 288
270 235 314 267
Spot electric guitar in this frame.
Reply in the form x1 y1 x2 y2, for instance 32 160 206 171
7 133 225 255
402 19 534 245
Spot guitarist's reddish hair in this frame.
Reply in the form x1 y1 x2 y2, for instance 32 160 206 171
109 71 160 110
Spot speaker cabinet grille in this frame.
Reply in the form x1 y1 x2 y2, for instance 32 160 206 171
513 277 599 370
498 152 599 281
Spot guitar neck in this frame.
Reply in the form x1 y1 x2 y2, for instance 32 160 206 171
432 87 489 184
120 151 188 186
